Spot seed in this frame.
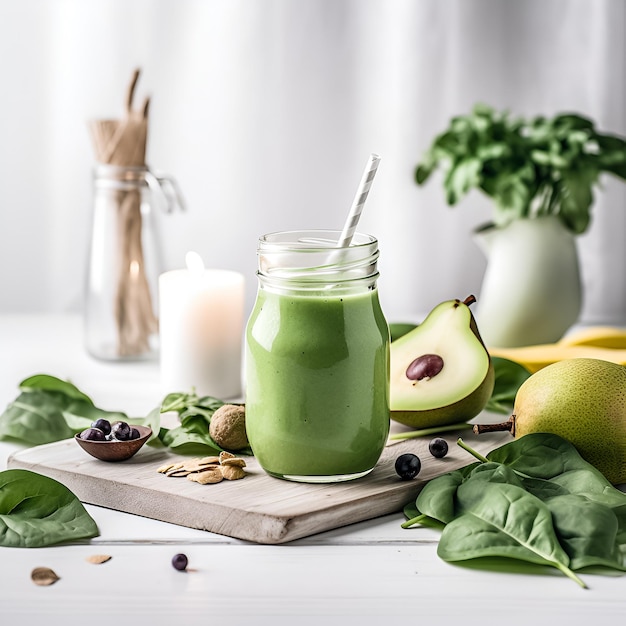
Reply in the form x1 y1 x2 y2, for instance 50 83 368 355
220 457 246 468
171 553 188 571
219 450 236 463
395 453 421 480
31 567 60 586
429 438 449 458
221 465 246 480
405 354 444 381
187 467 223 484
86 554 112 564
197 456 220 465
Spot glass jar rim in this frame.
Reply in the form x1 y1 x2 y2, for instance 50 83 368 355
256 229 379 293
258 229 377 251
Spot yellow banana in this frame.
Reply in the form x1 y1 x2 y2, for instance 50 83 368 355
558 326 626 349
488 326 626 372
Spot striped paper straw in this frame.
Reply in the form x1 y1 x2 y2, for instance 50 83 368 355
337 153 381 247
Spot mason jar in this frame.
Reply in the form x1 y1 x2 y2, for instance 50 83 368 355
85 164 178 361
245 230 390 483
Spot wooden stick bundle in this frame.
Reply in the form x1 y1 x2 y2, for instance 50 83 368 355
88 69 158 357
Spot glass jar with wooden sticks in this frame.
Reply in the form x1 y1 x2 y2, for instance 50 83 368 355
85 69 184 360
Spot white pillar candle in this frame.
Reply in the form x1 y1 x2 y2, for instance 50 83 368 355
159 253 245 399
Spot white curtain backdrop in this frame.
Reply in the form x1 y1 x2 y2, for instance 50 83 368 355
1 0 624 327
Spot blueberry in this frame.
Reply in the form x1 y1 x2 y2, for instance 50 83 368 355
171 553 188 571
129 427 141 440
110 421 131 441
79 427 106 442
395 453 421 480
91 418 111 436
429 438 449 459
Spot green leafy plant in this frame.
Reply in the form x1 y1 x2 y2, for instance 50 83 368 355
0 374 247 456
0 469 99 547
158 391 251 455
415 103 626 234
402 433 626 588
0 374 129 445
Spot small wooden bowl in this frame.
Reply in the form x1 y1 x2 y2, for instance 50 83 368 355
75 425 152 462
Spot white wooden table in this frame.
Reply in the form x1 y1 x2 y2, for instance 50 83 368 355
0 314 624 625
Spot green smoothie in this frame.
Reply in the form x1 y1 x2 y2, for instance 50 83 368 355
245 287 390 480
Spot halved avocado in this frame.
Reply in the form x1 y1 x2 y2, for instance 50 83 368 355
390 296 494 429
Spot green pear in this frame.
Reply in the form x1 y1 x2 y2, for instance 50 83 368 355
477 358 626 484
390 295 495 429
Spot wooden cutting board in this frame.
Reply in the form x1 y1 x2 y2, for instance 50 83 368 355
8 430 510 544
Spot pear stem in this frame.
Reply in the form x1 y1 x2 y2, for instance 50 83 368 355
473 416 516 436
389 422 472 441
456 437 490 463
463 294 476 307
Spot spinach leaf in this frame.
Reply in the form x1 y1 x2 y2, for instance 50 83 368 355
413 462 478 525
401 501 444 531
160 427 222 456
0 469 99 547
487 433 626 542
486 434 624 503
0 390 77 444
159 392 224 454
403 433 626 585
0 376 129 446
158 390 250 455
517 476 570 500
522 470 626 542
438 479 585 587
546 494 626 572
19 374 94 404
414 462 525 527
485 357 531 415
0 374 230 454
137 406 164 446
403 501 420 520
486 432 601 479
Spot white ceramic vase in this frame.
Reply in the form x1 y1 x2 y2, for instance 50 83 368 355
474 216 582 348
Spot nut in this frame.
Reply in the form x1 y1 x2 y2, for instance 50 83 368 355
210 405 248 451
31 567 60 586
157 461 181 474
221 457 246 468
198 456 220 466
221 465 246 481
187 467 224 484
158 453 247 484
159 457 219 477
86 555 112 565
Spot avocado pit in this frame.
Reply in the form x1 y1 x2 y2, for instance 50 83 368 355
406 354 444 381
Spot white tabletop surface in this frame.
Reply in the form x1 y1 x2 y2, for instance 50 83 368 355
0 314 625 625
